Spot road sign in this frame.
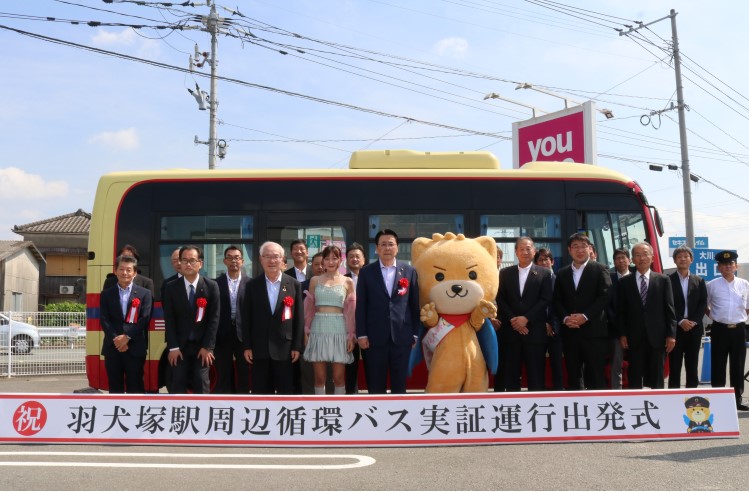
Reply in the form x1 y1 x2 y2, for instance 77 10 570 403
690 248 736 282
668 236 708 256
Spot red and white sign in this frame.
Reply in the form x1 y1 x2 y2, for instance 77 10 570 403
513 101 598 168
0 389 738 447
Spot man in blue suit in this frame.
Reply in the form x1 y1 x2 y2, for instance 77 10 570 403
356 229 421 394
100 255 152 393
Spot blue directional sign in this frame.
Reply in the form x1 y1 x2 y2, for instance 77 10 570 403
690 248 736 282
668 236 709 256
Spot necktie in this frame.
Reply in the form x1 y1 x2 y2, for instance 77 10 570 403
188 284 196 308
639 275 648 306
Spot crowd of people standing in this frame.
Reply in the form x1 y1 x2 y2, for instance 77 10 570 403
98 232 749 410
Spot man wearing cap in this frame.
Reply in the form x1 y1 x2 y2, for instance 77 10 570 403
706 250 749 411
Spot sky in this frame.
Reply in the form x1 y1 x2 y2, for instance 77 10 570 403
2 0 748 269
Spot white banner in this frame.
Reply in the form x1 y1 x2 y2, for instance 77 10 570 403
0 389 738 447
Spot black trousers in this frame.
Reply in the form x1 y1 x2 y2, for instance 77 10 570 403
104 350 145 394
252 358 293 395
627 341 665 389
170 341 210 394
668 326 703 388
563 332 608 390
364 342 410 394
711 322 747 402
505 337 546 392
345 344 363 394
212 328 250 394
546 333 564 390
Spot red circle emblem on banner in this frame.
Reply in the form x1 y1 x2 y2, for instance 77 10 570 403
13 401 48 436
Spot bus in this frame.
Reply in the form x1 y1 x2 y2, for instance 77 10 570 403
85 149 664 392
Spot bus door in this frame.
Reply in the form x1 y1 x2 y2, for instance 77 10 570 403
262 213 356 275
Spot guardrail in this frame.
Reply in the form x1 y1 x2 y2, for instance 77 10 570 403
1 311 86 377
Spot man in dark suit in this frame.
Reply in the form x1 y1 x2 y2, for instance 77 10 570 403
553 232 612 390
668 246 708 389
284 239 312 283
213 245 250 394
102 244 156 296
100 255 152 393
160 247 182 301
497 237 552 392
534 248 563 391
356 229 421 394
617 242 677 389
607 247 632 389
163 245 220 394
243 241 304 394
344 242 366 394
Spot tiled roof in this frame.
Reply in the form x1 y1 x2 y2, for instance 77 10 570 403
0 240 45 263
12 209 91 235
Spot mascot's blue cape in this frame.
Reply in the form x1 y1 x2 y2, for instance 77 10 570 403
408 318 499 376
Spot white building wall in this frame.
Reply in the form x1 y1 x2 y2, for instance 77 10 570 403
3 249 40 311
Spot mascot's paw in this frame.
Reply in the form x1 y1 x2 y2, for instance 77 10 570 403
421 302 439 327
470 299 497 329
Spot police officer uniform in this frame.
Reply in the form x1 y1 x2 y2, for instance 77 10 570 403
706 250 749 411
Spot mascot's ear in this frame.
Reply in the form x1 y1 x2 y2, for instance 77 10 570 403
412 237 434 263
476 235 498 258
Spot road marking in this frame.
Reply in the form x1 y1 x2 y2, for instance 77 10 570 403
0 451 375 469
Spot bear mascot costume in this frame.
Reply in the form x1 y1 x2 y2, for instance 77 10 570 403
411 232 499 393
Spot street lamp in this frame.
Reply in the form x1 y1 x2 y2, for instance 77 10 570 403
483 92 547 118
515 82 615 119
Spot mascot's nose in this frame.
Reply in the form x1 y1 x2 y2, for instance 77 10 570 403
451 284 463 294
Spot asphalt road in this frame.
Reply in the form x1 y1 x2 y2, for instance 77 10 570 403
1 375 748 490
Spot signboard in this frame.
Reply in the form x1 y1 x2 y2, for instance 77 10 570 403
306 235 321 250
691 248 736 282
668 236 709 256
512 101 598 168
0 389 738 447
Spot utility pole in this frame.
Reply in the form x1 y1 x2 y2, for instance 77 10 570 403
620 10 694 249
670 10 695 250
206 2 219 170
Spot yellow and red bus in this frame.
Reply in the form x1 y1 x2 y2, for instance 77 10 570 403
85 150 664 392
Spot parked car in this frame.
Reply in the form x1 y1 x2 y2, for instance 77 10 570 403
0 313 41 354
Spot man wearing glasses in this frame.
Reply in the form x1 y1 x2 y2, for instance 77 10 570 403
553 233 612 390
213 245 250 394
163 245 220 394
356 229 421 394
243 241 304 394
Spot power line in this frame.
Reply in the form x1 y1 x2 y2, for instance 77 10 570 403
0 23 510 141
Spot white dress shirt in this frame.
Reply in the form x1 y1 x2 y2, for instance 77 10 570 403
380 260 396 294
518 264 532 296
707 276 749 324
571 260 589 289
265 274 282 313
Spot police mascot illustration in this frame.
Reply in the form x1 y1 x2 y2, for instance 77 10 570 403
411 233 499 393
683 396 714 433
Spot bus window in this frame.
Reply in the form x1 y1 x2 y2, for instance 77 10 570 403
158 244 254 283
581 212 646 268
161 215 253 240
267 225 347 269
367 214 464 265
368 214 464 239
481 214 562 268
158 215 254 283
